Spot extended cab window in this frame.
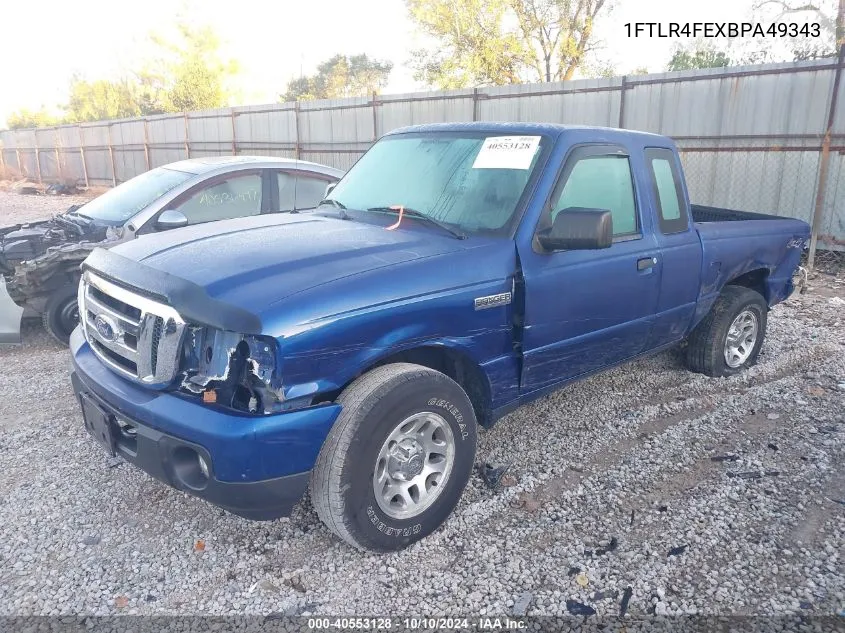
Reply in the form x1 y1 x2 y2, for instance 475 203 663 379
174 173 262 225
551 154 638 236
646 148 689 234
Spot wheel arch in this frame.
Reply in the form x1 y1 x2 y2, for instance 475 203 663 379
331 344 494 428
691 266 771 331
725 267 770 303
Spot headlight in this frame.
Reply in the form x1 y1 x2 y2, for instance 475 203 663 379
179 326 286 414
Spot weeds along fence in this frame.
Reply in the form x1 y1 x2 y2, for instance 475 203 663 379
2 49 844 267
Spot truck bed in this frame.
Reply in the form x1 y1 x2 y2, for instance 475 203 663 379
691 204 782 223
691 203 809 318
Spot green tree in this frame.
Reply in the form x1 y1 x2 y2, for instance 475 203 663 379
281 54 394 101
6 107 61 129
754 0 843 59
512 0 609 82
667 47 732 71
61 22 238 123
4 20 240 127
141 22 240 112
283 77 316 101
406 0 612 88
408 0 524 88
65 76 143 122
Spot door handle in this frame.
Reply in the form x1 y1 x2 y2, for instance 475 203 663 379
637 256 658 271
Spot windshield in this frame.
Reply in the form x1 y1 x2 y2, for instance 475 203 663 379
76 167 193 224
326 132 546 234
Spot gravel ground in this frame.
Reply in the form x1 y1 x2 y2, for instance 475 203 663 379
0 189 93 225
0 191 843 619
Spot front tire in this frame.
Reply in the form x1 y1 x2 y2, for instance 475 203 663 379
42 285 81 346
686 285 768 377
310 363 477 552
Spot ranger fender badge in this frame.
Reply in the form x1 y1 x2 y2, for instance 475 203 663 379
474 292 512 310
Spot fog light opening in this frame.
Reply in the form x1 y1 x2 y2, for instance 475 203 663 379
117 419 137 437
172 446 210 490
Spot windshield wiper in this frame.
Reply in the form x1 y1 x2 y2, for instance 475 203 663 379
316 198 350 220
367 206 466 240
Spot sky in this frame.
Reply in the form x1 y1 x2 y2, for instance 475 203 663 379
0 0 793 127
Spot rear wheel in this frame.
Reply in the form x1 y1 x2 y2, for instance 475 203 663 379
686 285 768 377
42 285 80 346
310 363 477 552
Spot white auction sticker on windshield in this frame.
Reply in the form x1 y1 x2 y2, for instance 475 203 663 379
472 136 541 170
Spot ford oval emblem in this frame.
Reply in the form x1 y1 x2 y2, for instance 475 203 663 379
93 314 118 342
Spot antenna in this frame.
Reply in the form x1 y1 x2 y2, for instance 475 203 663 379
293 52 305 211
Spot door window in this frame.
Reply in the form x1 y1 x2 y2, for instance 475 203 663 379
551 154 638 237
174 173 262 225
277 172 335 211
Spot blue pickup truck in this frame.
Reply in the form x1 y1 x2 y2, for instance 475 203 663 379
70 123 809 552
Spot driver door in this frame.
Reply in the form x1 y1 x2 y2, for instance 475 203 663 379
519 145 662 391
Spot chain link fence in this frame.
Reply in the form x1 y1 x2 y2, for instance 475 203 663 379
679 148 818 223
679 144 844 267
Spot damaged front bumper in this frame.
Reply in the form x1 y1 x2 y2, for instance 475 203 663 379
70 327 342 520
0 276 24 344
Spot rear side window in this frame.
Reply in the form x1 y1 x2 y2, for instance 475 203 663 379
294 175 333 210
646 148 689 234
277 172 335 211
552 155 638 236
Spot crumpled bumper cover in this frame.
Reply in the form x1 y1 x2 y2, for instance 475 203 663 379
70 327 342 519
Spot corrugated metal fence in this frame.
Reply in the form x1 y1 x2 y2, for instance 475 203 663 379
2 51 844 265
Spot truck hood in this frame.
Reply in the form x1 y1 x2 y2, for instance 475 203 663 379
109 213 473 320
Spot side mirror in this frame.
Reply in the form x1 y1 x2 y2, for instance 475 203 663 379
155 209 189 230
538 207 613 251
324 182 337 197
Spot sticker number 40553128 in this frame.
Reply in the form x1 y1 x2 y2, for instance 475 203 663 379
472 136 541 170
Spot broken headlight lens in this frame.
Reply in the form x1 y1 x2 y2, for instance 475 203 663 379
178 326 288 414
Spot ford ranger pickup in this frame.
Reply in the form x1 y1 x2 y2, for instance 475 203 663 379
69 123 810 552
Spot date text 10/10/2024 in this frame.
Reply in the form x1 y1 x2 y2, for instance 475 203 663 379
307 617 527 630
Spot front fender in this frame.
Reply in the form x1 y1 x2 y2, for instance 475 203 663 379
266 244 518 404
279 309 511 403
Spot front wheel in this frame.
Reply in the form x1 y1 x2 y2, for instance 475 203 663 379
686 285 768 377
310 363 477 552
42 284 81 346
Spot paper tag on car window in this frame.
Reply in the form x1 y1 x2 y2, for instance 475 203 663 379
472 136 541 170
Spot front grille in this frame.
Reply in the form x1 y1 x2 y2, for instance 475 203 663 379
79 272 187 387
91 338 138 373
88 285 141 321
150 316 164 376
